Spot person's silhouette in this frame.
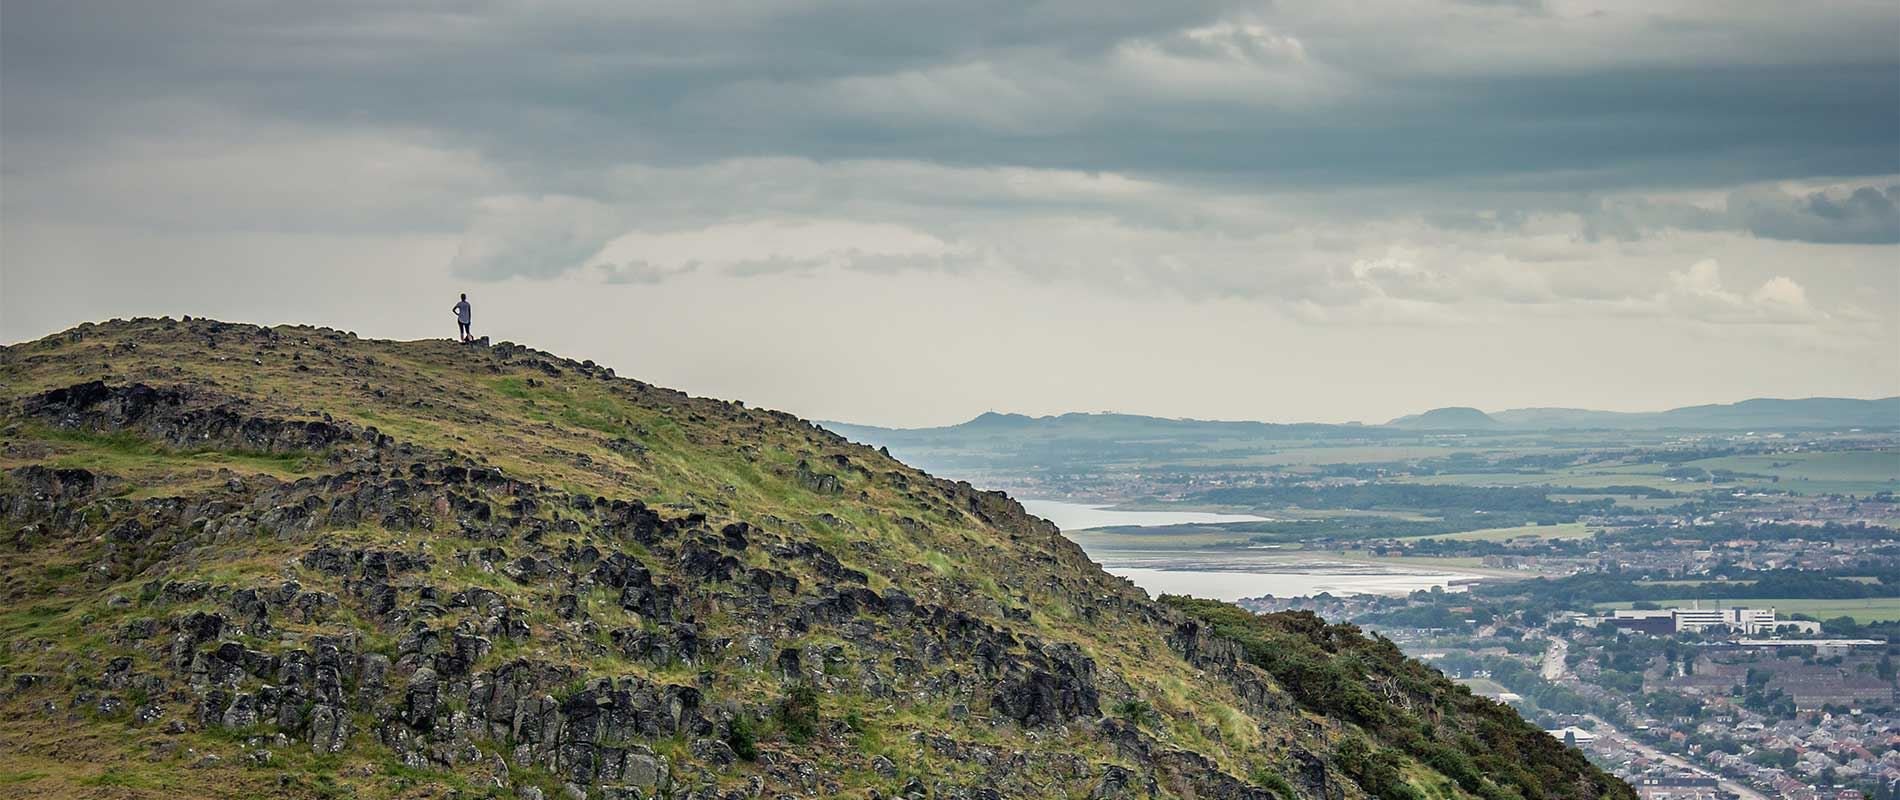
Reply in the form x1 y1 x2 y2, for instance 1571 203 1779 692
452 293 472 342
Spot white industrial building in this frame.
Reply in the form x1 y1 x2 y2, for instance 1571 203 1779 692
1608 605 1794 635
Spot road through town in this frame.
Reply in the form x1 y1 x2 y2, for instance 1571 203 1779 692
1543 638 1770 800
1581 715 1771 800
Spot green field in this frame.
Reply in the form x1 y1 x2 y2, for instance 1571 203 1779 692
1405 448 1900 496
1402 470 1688 492
1595 597 1900 623
1549 493 1687 511
1421 522 1592 543
1316 549 1543 578
1684 450 1900 495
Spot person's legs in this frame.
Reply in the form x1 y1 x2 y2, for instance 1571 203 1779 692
459 322 470 341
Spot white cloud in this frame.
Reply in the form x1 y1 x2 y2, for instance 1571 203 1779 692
1630 259 1821 324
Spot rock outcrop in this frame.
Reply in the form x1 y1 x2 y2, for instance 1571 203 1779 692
0 317 1631 800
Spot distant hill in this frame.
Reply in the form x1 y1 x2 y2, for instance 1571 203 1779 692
1385 407 1500 430
824 411 1390 446
832 396 1899 446
1487 397 1900 431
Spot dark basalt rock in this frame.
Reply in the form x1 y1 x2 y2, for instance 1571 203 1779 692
718 522 751 550
793 460 842 494
24 381 359 455
300 546 431 579
4 465 118 509
675 541 740 583
989 650 1100 728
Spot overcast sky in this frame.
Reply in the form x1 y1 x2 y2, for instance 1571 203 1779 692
3 1 1896 426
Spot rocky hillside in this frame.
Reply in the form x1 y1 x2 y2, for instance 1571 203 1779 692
0 318 1630 800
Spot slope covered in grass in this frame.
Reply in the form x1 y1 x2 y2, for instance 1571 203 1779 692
0 317 1629 800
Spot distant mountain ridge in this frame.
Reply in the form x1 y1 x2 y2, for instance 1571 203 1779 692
1483 397 1900 430
829 395 1900 439
822 411 1377 445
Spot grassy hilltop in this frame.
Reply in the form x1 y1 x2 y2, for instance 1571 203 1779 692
0 317 1629 800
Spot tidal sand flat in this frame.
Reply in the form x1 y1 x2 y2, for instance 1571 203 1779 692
1023 500 1485 600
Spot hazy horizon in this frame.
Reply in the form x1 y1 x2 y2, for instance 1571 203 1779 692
830 395 1900 430
4 1 1896 428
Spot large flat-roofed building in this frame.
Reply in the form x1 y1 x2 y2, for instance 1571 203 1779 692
1608 609 1677 634
1608 606 1786 635
1673 606 1776 633
1668 608 1728 631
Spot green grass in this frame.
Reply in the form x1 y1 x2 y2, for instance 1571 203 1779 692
1402 471 1686 492
1407 449 1900 496
80 766 169 789
1314 549 1535 577
1420 522 1591 543
1684 450 1900 495
0 770 49 785
1549 493 1686 510
9 425 323 495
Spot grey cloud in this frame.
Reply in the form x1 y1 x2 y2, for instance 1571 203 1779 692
596 259 699 285
4 0 1894 199
725 256 826 279
448 195 624 280
2 0 1894 325
1420 209 1533 233
1730 184 1900 245
1578 197 1715 241
715 250 971 279
1448 0 1544 12
1582 183 1900 245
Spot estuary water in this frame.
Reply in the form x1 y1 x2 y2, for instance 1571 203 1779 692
1020 499 1483 602
1018 498 1274 530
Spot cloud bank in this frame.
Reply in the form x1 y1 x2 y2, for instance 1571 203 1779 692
2 0 1895 424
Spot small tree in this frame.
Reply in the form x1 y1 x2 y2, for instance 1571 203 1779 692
776 683 820 744
1112 698 1159 728
725 715 759 761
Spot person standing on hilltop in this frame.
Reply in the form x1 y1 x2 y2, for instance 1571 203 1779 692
452 293 473 342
